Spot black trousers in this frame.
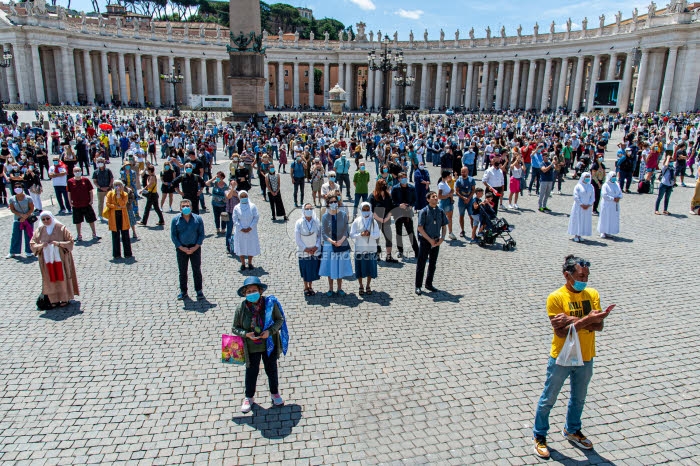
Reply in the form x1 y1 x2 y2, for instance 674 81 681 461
293 178 305 204
337 173 351 197
141 192 164 224
245 349 279 399
415 237 440 288
78 157 90 175
37 158 49 179
111 211 132 258
395 216 419 255
176 247 202 294
269 192 286 218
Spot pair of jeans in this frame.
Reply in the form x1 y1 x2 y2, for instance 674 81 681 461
293 177 305 205
54 185 70 212
9 220 31 254
337 173 351 198
111 211 132 258
415 237 440 288
209 204 224 230
618 170 633 192
353 192 368 216
225 215 234 253
141 192 164 224
533 357 594 438
245 349 279 399
529 167 541 193
176 247 202 294
395 216 419 255
268 192 286 218
655 184 673 211
538 181 554 208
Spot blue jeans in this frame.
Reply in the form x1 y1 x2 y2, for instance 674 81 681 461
533 357 594 438
655 184 673 211
353 192 368 216
54 185 70 211
225 216 234 253
522 163 532 194
10 220 32 254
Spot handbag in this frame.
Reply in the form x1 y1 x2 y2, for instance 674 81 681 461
220 211 230 223
221 334 245 365
36 293 52 311
101 205 111 219
555 325 584 367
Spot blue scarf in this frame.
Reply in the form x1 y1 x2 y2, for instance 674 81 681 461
262 295 289 357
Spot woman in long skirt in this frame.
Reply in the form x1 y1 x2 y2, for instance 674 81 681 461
295 203 321 296
349 202 380 295
319 192 353 297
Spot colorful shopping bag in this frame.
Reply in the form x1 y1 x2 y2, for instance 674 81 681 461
221 334 245 365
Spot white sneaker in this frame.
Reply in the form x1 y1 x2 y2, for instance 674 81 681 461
271 393 284 406
240 397 254 413
448 232 457 240
25 252 34 258
514 204 519 209
5 254 16 259
600 233 606 238
572 236 580 243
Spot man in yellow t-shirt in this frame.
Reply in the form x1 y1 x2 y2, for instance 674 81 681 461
532 255 615 459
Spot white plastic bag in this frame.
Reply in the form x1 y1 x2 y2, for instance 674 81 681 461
555 325 584 367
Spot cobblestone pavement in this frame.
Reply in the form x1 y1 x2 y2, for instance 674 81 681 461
0 125 698 465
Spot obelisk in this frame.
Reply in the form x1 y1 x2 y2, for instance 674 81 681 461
227 0 266 121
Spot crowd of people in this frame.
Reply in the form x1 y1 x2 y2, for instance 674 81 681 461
2 107 699 456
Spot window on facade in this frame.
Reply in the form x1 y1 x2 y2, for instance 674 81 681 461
304 70 309 77
284 82 289 90
284 70 289 77
304 83 308 90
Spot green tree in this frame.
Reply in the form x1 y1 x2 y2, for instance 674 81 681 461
269 3 300 32
315 18 344 41
260 1 271 31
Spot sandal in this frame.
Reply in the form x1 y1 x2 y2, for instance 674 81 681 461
365 286 372 295
359 286 365 296
663 211 670 215
59 302 69 307
308 289 316 296
654 211 661 215
304 289 312 296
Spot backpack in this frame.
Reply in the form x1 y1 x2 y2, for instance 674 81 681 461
637 180 650 194
36 294 52 311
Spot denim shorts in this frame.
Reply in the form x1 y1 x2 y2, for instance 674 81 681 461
457 200 468 217
439 199 453 212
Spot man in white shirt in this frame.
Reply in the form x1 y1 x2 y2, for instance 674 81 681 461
49 155 71 214
482 157 505 215
269 136 279 160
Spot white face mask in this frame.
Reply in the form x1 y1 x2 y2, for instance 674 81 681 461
97 163 105 168
361 211 371 218
14 187 23 194
303 209 313 217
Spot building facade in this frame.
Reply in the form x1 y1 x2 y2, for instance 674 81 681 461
1 2 699 113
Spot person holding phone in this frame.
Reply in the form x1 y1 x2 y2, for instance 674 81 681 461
532 255 615 459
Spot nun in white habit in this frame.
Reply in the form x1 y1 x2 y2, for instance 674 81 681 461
232 190 261 270
598 172 623 238
567 172 595 242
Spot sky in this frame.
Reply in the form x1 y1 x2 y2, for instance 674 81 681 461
64 0 650 39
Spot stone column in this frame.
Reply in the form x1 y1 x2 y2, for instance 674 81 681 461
101 51 111 104
479 62 490 110
539 58 552 110
390 70 399 109
216 59 224 95
62 46 77 103
151 55 160 107
525 60 537 109
571 56 585 111
167 56 175 105
134 54 144 106
262 61 269 106
617 52 635 112
463 62 473 109
199 58 207 95
419 64 429 110
366 64 374 109
337 62 344 88
323 62 330 108
586 54 601 111
117 52 128 103
81 50 95 104
502 63 513 109
494 60 505 110
307 62 314 108
293 61 300 108
509 60 521 110
277 62 285 107
606 53 618 80
183 57 193 100
405 64 413 106
449 62 459 108
32 44 46 105
556 58 568 109
4 44 18 103
633 50 650 113
373 68 382 109
434 62 443 109
658 47 679 113
344 63 353 109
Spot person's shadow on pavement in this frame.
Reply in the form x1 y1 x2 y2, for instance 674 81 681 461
232 402 302 440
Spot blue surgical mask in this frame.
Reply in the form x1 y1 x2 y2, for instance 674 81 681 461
245 292 260 303
185 168 193 174
269 168 275 173
329 177 336 182
610 177 617 183
329 202 338 210
400 178 408 185
582 178 591 184
164 165 170 171
572 280 587 292
361 211 371 218
124 165 130 170
383 169 388 173
240 198 249 204
303 208 313 217
181 207 192 215
360 166 366 171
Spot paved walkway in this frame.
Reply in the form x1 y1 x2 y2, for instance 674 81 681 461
0 125 698 465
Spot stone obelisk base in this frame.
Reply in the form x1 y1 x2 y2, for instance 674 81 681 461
226 52 266 122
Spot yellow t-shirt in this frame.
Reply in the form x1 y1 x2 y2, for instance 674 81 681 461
547 285 601 361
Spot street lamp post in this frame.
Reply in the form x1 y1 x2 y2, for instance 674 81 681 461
368 35 404 133
0 49 14 124
160 65 184 117
392 63 415 122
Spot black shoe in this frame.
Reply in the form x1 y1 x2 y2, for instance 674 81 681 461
386 257 399 263
196 290 204 300
415 287 422 295
177 292 188 300
272 216 276 221
425 285 438 292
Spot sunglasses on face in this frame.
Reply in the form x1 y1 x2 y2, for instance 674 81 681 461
576 260 591 268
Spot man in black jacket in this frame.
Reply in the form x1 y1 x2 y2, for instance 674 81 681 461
391 172 419 258
172 163 205 214
75 136 91 175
